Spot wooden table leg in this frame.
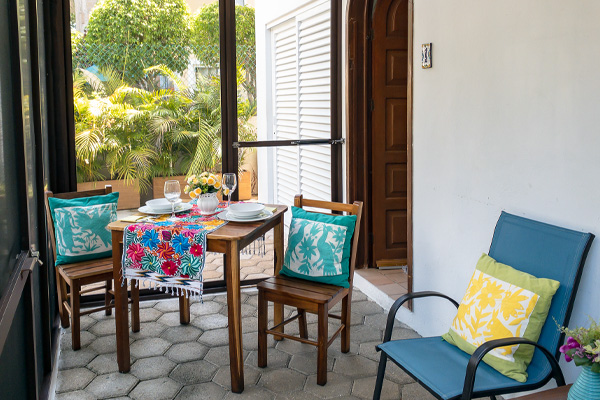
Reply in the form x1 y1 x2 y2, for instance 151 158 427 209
112 230 130 372
273 217 285 340
179 294 190 325
225 241 244 393
70 280 81 350
131 282 140 332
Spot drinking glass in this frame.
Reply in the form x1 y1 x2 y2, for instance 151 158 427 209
164 180 181 221
222 173 237 208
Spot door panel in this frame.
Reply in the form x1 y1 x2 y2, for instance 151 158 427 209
235 0 341 206
371 0 409 265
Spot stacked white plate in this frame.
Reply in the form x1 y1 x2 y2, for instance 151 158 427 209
138 198 193 215
146 198 180 212
228 203 265 219
218 203 272 222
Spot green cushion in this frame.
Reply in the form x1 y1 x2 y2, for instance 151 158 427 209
442 254 560 382
280 206 357 288
48 192 119 265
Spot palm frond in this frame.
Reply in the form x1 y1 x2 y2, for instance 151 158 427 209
144 65 187 92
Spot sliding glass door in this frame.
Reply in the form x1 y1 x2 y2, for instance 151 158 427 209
231 0 342 206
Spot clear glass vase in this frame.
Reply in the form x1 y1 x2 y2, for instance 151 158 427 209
568 366 600 400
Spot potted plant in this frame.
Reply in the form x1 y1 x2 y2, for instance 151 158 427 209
559 318 600 399
184 172 221 215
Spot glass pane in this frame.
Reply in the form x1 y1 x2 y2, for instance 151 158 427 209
70 0 222 203
71 0 224 285
0 31 24 296
237 0 333 206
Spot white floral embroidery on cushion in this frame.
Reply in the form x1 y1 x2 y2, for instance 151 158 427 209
284 218 347 277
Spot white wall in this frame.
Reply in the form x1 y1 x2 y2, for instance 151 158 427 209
394 0 600 385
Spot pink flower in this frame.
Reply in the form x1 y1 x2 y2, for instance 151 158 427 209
126 243 144 262
130 261 142 269
184 229 199 238
161 260 179 275
190 244 203 257
560 336 582 362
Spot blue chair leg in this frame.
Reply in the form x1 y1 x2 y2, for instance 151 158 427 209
374 351 388 400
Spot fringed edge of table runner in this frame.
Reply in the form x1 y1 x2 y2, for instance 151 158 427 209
123 268 204 300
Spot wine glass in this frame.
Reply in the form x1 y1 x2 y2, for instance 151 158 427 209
222 173 237 208
164 180 181 221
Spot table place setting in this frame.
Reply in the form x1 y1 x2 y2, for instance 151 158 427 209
138 198 193 215
119 174 275 299
217 202 276 222
107 175 288 390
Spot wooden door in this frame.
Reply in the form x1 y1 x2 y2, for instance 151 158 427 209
371 0 409 266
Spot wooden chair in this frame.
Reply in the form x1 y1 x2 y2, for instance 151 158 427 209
257 195 363 385
45 186 140 350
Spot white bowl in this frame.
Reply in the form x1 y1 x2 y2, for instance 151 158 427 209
146 198 181 211
228 203 265 217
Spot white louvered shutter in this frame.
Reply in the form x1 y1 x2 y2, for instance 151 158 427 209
272 21 300 206
270 0 332 205
297 2 331 201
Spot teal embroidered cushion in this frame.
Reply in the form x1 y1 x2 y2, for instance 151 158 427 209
280 206 357 288
48 192 119 265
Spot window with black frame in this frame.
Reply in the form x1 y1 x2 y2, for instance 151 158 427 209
234 0 343 206
67 0 341 298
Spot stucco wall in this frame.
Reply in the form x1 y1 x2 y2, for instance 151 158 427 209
395 0 600 386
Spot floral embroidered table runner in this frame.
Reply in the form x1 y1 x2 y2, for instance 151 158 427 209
121 203 228 298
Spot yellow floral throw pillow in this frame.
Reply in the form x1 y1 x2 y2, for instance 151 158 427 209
442 254 559 382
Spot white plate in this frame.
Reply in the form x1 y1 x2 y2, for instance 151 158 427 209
138 202 193 215
217 209 273 222
228 203 265 218
146 198 181 212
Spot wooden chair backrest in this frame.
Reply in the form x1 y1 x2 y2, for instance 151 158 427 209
44 186 113 261
293 194 364 287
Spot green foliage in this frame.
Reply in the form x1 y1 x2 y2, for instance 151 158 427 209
559 317 600 372
71 29 83 54
83 0 191 83
73 67 159 191
191 3 256 103
73 64 256 191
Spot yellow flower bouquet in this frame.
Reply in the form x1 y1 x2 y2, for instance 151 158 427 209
183 172 222 199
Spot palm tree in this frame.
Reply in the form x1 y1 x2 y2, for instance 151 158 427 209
74 67 158 191
73 64 257 192
145 64 257 177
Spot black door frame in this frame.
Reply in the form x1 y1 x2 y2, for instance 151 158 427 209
232 0 344 203
0 0 57 395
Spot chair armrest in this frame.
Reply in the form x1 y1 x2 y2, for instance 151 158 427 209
381 291 459 344
461 338 565 400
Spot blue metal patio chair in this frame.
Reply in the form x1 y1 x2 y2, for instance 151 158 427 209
374 212 594 400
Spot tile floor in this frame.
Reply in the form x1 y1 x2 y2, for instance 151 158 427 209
54 288 438 400
355 269 409 300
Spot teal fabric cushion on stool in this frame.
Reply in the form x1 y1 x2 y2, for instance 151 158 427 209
48 192 119 265
280 206 357 288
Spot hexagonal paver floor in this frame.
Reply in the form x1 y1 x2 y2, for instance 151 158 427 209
55 287 431 400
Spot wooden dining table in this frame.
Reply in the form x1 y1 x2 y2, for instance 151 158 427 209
108 204 288 393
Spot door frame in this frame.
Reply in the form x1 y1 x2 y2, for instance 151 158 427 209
346 0 413 296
